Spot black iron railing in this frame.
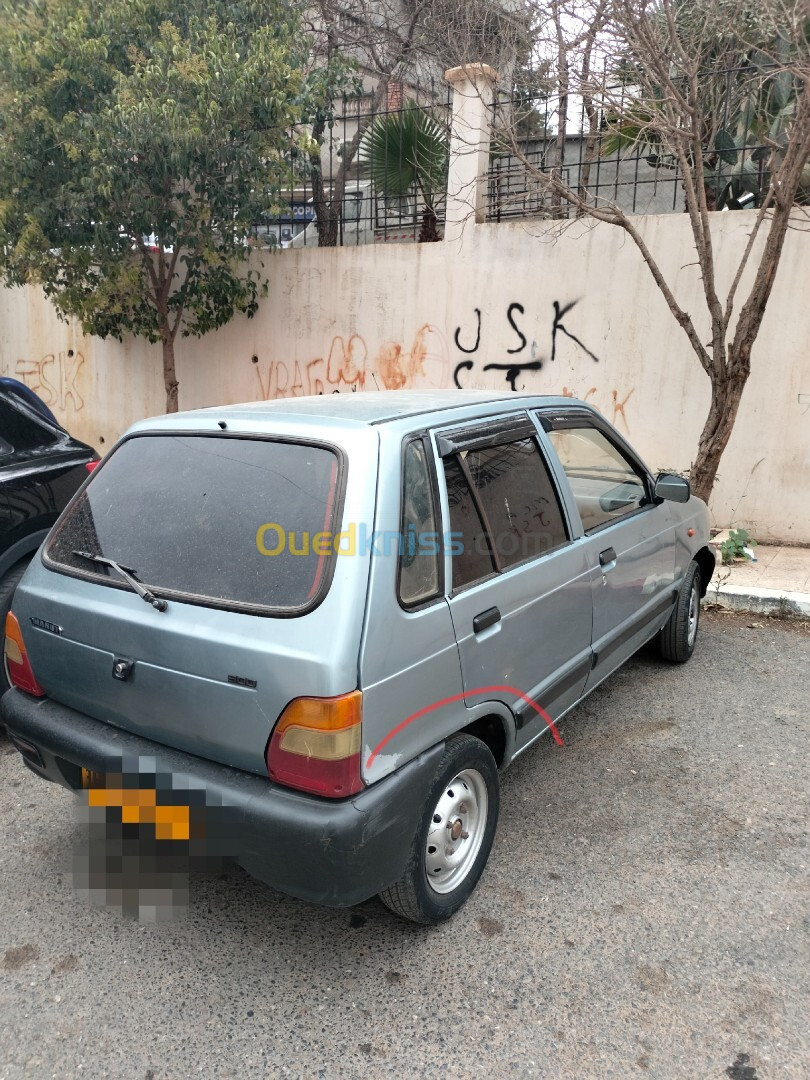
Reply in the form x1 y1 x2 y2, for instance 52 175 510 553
486 66 793 221
252 79 452 249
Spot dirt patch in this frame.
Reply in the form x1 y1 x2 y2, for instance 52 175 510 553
477 916 504 938
635 963 670 993
2 944 39 970
726 1051 758 1079
51 955 78 974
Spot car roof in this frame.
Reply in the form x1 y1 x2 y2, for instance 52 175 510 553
138 390 589 432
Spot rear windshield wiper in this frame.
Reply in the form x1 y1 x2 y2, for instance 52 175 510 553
72 551 168 612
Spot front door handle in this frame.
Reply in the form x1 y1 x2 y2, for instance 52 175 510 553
473 606 501 634
599 547 618 569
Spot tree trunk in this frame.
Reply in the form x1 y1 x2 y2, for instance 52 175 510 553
550 0 568 220
419 205 440 243
308 118 341 248
691 89 810 502
690 353 748 503
315 190 341 247
309 77 391 248
576 14 603 213
162 334 179 414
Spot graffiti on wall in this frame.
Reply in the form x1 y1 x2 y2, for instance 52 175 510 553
255 325 451 399
1 351 86 413
449 297 636 427
252 294 633 426
452 298 601 391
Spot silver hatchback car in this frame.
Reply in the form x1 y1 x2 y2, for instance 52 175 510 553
2 391 714 924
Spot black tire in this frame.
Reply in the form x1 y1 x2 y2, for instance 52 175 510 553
0 556 33 697
379 734 499 925
658 560 701 663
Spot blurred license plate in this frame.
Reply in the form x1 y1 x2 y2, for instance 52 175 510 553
80 771 191 840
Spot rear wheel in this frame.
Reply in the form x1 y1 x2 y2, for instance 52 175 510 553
0 557 33 697
658 560 701 663
379 734 499 925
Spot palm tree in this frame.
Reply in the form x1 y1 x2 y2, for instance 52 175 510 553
359 102 449 242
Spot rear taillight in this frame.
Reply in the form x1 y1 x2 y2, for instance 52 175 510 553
266 691 364 798
3 612 46 697
85 461 99 473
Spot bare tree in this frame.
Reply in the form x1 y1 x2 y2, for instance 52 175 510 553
304 0 531 245
498 0 810 502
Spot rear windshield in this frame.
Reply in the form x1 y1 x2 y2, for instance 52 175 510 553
0 396 59 454
45 434 342 615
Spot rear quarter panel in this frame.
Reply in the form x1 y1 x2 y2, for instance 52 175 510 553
358 425 466 785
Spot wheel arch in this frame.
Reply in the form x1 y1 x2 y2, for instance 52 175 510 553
460 705 515 769
694 545 716 597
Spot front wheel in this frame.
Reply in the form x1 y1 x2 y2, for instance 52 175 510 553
658 560 701 663
379 734 499 925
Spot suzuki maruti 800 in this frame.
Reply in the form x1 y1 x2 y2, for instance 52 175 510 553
2 391 714 924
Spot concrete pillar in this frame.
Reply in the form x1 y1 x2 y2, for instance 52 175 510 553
444 63 498 245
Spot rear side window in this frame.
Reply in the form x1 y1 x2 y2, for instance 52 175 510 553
45 435 342 615
464 438 568 568
0 398 57 453
444 456 496 591
442 432 568 592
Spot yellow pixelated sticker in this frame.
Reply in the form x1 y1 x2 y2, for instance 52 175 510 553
86 786 191 841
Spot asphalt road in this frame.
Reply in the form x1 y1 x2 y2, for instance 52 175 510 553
1 611 807 1080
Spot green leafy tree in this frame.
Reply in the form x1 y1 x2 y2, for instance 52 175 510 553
0 0 314 412
359 103 448 241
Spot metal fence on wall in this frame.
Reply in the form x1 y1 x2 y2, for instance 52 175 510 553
256 65 789 246
486 66 786 222
251 79 452 249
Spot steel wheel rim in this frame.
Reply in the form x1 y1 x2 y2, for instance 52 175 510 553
424 768 488 894
687 579 699 648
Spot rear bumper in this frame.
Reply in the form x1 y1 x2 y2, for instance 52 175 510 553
1 688 443 908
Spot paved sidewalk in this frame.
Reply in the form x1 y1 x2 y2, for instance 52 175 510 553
705 539 810 617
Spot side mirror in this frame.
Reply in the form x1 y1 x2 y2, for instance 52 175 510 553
655 473 691 503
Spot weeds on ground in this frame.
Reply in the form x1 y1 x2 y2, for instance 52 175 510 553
720 528 757 565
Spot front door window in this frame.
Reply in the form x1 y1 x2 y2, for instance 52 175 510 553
547 425 648 532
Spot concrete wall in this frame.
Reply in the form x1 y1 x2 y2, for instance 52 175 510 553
1 210 808 542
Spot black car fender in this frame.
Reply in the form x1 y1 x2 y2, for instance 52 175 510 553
0 530 49 581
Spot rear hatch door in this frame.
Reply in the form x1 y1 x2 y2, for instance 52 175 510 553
17 428 370 775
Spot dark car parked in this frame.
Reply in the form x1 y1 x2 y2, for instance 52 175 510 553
1 379 98 693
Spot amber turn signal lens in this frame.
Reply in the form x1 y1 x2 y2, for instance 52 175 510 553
274 691 362 734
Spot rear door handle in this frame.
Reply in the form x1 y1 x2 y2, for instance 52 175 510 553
473 606 501 634
599 547 617 569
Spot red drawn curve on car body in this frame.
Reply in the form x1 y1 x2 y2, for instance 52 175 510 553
365 684 563 769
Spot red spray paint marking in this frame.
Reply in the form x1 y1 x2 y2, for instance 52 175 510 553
365 684 564 769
